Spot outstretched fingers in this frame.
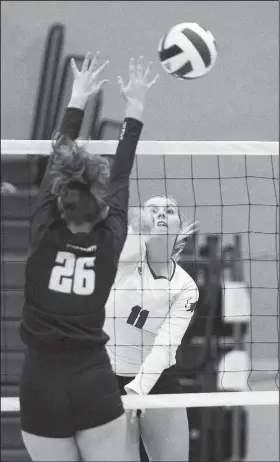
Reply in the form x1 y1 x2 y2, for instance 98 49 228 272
129 57 136 82
117 75 126 93
70 57 80 79
95 79 110 92
143 61 153 82
81 51 92 72
92 60 110 80
136 56 143 80
137 58 160 88
88 50 100 73
147 73 160 89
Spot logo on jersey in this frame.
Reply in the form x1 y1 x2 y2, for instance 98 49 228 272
164 61 172 71
185 300 197 312
119 122 127 141
66 244 97 253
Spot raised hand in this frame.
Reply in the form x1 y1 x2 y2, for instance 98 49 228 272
117 57 159 111
69 51 109 108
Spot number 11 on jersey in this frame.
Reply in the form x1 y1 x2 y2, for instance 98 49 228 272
127 305 149 329
49 251 96 295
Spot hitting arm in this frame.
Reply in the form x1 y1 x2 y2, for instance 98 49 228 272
125 283 199 395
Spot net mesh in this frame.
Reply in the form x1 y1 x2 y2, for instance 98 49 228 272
1 141 279 411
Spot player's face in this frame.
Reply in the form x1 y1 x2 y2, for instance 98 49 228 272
144 197 181 236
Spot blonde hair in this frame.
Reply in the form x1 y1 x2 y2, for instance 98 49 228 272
50 134 110 222
144 194 199 262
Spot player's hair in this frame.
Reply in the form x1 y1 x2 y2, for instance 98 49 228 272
50 135 110 225
144 194 199 262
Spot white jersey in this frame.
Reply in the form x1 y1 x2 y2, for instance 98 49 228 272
104 229 199 395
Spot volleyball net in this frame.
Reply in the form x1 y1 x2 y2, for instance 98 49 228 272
1 140 279 418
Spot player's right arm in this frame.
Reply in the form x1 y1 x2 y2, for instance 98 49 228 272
125 280 199 395
105 58 159 257
30 52 109 250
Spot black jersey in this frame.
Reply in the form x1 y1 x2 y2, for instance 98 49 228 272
20 108 143 352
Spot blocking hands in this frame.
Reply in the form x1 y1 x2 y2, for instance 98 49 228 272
117 57 159 110
69 52 109 107
69 53 159 113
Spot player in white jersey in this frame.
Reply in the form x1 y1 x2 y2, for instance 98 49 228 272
104 195 199 461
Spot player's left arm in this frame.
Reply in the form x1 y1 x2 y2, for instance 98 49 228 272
125 282 199 395
30 52 109 250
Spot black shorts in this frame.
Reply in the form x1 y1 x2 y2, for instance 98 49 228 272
117 365 182 396
20 348 124 438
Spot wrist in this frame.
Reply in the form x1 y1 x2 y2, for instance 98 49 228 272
125 386 139 395
67 95 88 110
125 102 144 122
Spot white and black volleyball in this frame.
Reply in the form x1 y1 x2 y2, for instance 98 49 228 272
158 23 217 79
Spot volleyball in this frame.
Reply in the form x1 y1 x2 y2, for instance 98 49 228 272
158 22 217 80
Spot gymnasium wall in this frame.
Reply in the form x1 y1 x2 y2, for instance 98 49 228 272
1 1 278 141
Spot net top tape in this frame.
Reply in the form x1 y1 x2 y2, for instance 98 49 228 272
1 391 279 412
1 140 279 156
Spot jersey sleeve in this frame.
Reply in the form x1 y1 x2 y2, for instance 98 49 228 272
30 108 84 250
104 118 143 256
124 281 199 395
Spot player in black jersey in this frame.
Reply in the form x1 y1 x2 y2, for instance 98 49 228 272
19 52 159 461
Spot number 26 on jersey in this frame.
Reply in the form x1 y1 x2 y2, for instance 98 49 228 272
49 251 96 295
